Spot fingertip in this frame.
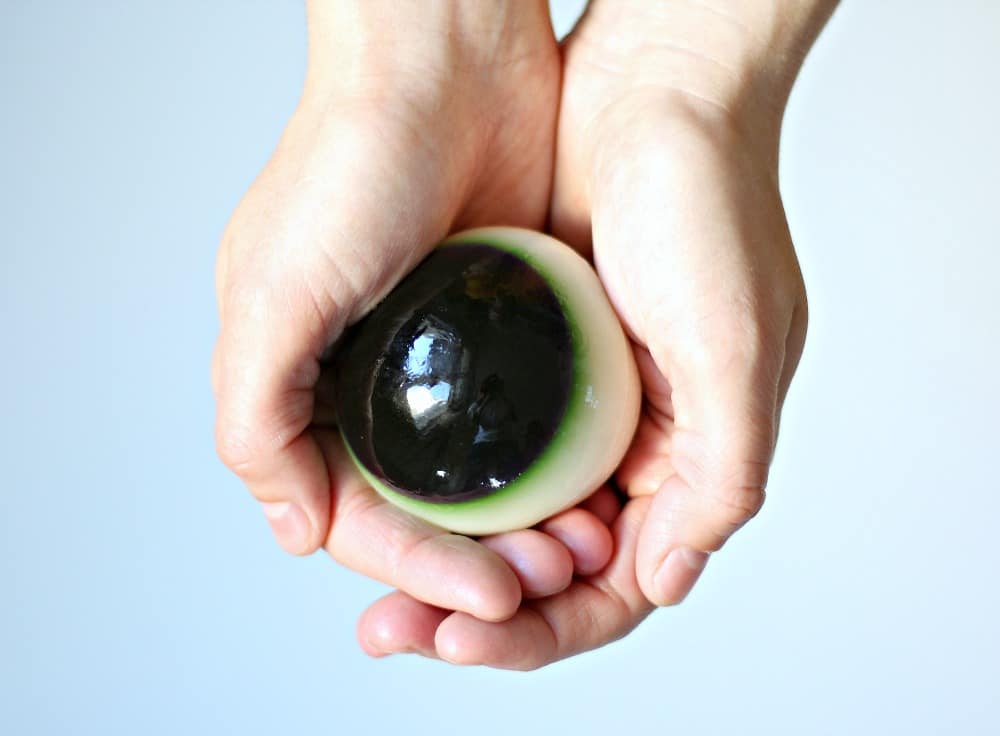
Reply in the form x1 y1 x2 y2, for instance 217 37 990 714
649 546 710 606
355 603 388 658
218 420 332 557
434 613 502 667
356 591 448 659
262 501 315 555
434 616 482 666
357 631 392 659
478 529 574 600
635 467 758 605
438 535 523 622
435 610 553 671
538 508 614 576
579 486 622 526
320 457 523 621
465 561 523 622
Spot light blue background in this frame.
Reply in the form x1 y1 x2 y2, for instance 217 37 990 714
2 1 998 734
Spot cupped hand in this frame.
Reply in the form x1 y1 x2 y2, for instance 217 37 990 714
357 0 826 668
212 1 614 622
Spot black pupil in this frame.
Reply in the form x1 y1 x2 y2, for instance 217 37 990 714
334 244 574 503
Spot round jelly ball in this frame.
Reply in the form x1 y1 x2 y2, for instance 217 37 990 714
333 226 640 535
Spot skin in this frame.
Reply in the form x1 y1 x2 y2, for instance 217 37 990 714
213 0 837 669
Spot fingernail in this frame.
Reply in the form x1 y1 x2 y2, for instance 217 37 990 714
653 547 710 605
262 501 310 554
364 637 395 659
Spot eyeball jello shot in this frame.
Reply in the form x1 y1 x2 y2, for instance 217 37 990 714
333 227 640 535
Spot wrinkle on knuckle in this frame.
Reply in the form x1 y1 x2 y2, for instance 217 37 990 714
696 308 770 375
214 417 258 476
521 607 559 670
587 579 642 641
222 275 275 334
386 532 433 584
652 288 787 385
711 466 768 529
378 519 462 591
215 391 312 481
221 241 342 338
328 489 383 558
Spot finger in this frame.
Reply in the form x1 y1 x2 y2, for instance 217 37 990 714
560 103 796 608
634 317 781 606
212 121 455 557
435 497 654 670
536 507 613 576
577 485 622 526
357 590 449 659
477 530 574 599
615 411 675 499
213 265 334 554
316 429 522 622
356 507 620 662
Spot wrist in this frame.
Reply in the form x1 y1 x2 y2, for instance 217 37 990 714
569 0 837 134
302 0 555 103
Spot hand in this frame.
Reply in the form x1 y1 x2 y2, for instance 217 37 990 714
213 0 615 624
357 0 835 668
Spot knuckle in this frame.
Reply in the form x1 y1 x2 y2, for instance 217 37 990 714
214 415 259 476
695 303 777 375
712 463 769 530
212 363 315 483
222 275 273 328
651 293 785 386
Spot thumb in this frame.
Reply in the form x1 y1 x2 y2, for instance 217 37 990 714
213 231 351 555
213 135 451 555
636 321 782 606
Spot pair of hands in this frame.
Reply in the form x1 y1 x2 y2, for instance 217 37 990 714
213 0 829 669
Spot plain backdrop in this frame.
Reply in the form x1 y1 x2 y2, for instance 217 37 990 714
2 1 998 734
